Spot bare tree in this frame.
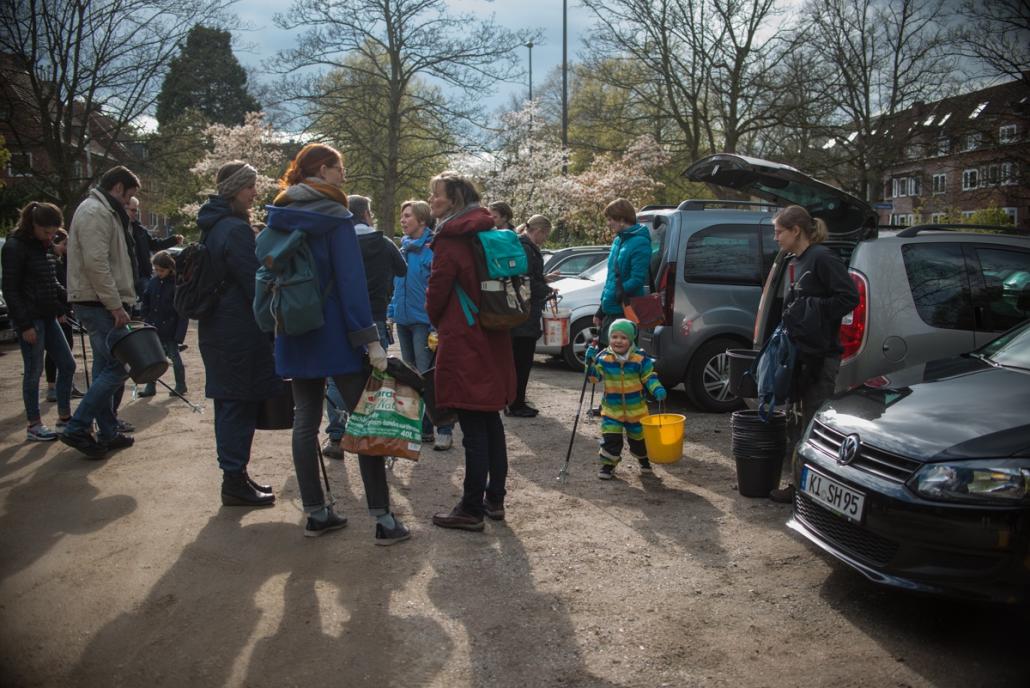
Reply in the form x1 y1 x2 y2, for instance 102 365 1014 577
273 0 536 235
0 0 231 216
802 0 958 200
955 0 1030 88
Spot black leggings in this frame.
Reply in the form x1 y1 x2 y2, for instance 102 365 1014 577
511 336 537 406
44 320 75 384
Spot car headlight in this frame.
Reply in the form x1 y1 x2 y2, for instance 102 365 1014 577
909 459 1030 504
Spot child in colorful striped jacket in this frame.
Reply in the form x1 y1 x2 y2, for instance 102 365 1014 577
585 318 667 480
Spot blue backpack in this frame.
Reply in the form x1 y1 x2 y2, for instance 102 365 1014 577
253 227 331 336
750 323 797 421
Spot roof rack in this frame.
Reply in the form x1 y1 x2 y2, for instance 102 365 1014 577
677 199 781 211
895 224 1027 238
639 205 678 212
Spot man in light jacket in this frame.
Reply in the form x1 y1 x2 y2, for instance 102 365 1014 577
60 166 141 459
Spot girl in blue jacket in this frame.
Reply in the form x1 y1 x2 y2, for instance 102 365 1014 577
387 199 454 450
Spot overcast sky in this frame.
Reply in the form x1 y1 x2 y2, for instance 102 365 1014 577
229 0 593 119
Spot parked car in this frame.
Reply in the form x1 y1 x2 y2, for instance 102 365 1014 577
753 223 1030 392
0 237 15 342
787 320 1030 603
542 245 610 280
537 261 607 369
637 153 877 412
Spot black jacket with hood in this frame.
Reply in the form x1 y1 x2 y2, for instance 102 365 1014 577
355 223 406 321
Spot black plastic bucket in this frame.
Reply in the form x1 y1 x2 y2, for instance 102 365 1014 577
731 409 787 497
256 383 294 430
727 349 759 399
108 321 168 384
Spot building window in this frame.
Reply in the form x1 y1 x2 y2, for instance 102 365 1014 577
6 151 32 176
893 177 907 197
932 173 946 194
963 133 981 151
962 210 976 219
1001 162 1017 185
999 125 1017 143
936 137 950 156
910 176 921 196
987 164 1001 185
930 213 945 223
1001 207 1017 224
962 168 979 190
905 144 921 160
906 214 915 226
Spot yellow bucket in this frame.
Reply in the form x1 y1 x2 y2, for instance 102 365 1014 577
640 413 686 464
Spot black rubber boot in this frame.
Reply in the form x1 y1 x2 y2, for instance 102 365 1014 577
243 470 272 495
221 471 275 507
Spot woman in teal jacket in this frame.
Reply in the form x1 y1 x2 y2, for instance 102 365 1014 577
594 198 652 344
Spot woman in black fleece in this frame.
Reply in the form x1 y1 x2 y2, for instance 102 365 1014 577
768 205 859 503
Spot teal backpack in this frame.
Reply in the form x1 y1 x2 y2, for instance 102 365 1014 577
455 229 530 331
253 228 331 336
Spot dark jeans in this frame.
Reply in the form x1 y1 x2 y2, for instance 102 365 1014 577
213 398 259 473
294 375 390 515
18 317 76 422
511 335 536 407
65 305 129 441
44 320 75 384
787 357 841 478
456 409 508 516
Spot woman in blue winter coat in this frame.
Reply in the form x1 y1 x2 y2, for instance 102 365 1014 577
593 198 652 345
266 143 408 544
387 199 454 450
196 161 283 508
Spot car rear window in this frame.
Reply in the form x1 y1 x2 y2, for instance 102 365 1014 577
971 246 1030 333
683 225 762 284
901 243 974 330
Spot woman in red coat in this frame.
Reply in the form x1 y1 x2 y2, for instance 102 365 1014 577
426 171 516 531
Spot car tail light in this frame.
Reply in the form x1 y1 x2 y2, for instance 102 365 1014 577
658 262 675 326
839 269 868 361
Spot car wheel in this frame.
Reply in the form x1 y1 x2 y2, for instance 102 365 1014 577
562 317 598 370
685 337 745 413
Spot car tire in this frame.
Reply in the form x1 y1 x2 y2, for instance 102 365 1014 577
562 317 599 371
685 337 745 413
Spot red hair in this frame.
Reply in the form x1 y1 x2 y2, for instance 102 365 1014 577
279 143 343 189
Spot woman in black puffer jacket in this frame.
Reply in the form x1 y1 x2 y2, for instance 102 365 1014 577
1 202 77 441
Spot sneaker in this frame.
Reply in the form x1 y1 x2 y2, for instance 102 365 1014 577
375 518 411 546
45 388 57 403
27 423 58 442
768 484 796 504
638 458 653 474
115 419 135 433
433 433 453 451
322 438 343 460
483 499 505 521
59 430 108 459
102 433 135 450
598 463 615 480
304 508 348 538
71 387 85 399
432 504 485 532
137 386 156 398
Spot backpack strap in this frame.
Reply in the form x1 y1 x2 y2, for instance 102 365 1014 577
454 283 478 327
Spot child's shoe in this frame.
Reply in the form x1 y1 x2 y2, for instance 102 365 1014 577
638 458 653 473
138 384 156 398
598 463 615 480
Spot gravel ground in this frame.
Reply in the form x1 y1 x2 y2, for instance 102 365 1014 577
0 331 1026 687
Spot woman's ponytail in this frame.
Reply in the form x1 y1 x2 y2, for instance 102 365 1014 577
811 217 828 244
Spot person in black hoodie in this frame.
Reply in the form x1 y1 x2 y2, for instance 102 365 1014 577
138 251 188 397
127 196 183 298
1 202 77 441
767 205 859 503
507 214 554 417
349 194 406 346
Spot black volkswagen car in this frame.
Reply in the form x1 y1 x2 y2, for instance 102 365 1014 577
788 320 1030 603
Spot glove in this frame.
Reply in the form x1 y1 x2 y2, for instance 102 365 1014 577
367 341 388 372
585 344 598 366
654 387 667 402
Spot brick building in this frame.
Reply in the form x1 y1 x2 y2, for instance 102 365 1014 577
878 77 1029 231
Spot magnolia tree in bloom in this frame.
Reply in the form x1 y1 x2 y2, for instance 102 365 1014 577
462 102 670 242
181 111 286 224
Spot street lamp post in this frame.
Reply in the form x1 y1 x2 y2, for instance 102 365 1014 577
562 0 568 174
526 41 534 102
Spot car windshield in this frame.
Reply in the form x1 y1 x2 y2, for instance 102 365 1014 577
976 321 1030 371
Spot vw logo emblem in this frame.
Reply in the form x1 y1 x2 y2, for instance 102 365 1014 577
837 434 861 465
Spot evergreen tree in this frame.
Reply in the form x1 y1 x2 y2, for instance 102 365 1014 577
156 25 260 127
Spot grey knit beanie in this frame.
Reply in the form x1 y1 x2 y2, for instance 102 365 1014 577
216 163 258 199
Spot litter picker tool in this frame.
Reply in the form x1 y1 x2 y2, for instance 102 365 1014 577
558 363 594 484
315 441 337 507
155 379 204 413
67 317 90 388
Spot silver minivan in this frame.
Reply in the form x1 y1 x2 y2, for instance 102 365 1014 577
639 154 877 412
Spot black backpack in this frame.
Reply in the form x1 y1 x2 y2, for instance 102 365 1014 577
173 238 227 319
